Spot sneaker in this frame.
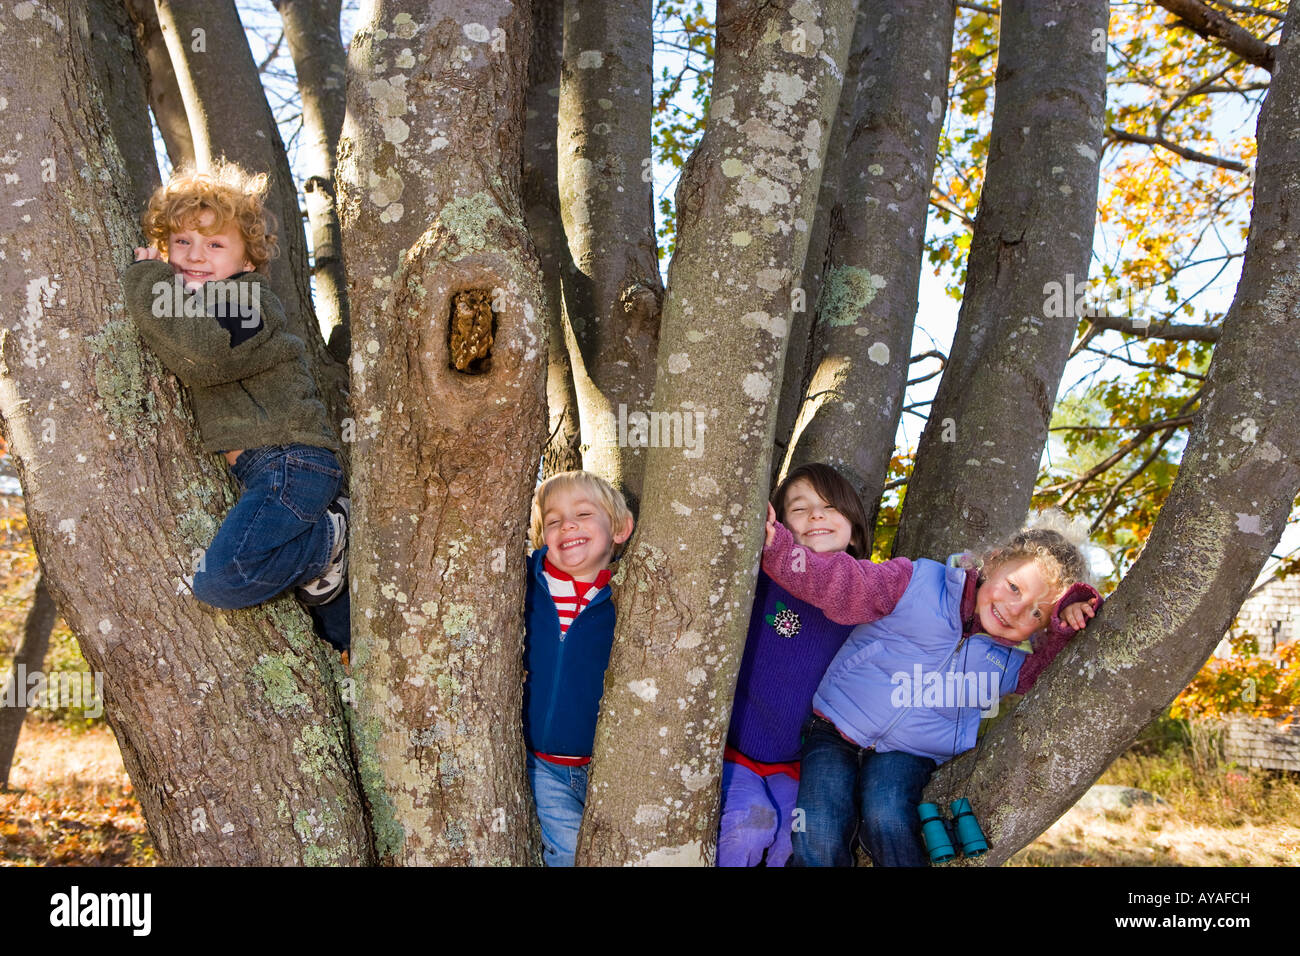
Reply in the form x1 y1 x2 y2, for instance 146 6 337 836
297 496 349 606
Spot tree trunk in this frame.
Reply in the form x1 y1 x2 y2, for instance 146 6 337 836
0 575 57 789
153 0 347 426
0 0 371 865
524 0 584 478
575 0 857 866
273 0 351 364
895 0 1108 558
88 0 161 209
556 0 663 508
336 0 546 865
780 0 954 525
770 1 860 481
925 2 1300 861
125 0 195 171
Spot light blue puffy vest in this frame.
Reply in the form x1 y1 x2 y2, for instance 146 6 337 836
812 558 1025 764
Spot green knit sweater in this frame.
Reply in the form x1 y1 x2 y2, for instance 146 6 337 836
122 260 339 454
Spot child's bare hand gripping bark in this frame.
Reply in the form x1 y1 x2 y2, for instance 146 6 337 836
765 502 777 549
1059 597 1099 631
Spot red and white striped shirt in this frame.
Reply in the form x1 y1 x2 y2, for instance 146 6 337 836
542 558 612 636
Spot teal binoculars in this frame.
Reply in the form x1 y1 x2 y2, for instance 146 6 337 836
917 798 989 863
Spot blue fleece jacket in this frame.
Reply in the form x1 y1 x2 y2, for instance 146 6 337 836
521 547 616 757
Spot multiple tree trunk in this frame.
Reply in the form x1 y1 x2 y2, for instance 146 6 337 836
575 0 859 865
554 0 662 508
274 0 352 363
777 0 956 524
0 0 370 865
0 0 1293 868
926 0 1300 862
894 0 1110 560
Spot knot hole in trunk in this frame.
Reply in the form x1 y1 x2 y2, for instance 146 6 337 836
449 289 496 374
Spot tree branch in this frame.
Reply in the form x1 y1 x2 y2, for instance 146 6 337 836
1209 1 1285 21
910 349 947 365
1083 314 1222 342
1107 124 1250 171
256 29 284 74
1078 345 1208 380
1089 425 1183 531
1155 0 1276 71
1048 414 1198 435
928 192 976 229
1049 389 1204 505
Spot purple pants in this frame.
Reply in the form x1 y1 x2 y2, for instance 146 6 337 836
717 758 800 867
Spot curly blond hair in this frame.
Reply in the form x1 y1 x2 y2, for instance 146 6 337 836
978 509 1094 597
141 161 279 272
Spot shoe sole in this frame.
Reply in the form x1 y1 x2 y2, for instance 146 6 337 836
297 500 349 606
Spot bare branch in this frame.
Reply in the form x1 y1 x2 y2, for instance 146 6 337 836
927 192 976 229
1084 314 1222 342
1077 345 1208 380
257 29 284 74
1208 0 1286 22
957 1 999 15
1089 425 1184 531
1154 0 1276 71
1107 124 1250 171
907 368 944 387
1049 414 1199 434
1049 388 1203 504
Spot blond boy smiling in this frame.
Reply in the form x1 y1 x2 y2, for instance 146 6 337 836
523 471 634 866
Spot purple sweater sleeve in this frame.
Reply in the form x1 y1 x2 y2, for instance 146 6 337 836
760 521 913 626
1014 581 1104 694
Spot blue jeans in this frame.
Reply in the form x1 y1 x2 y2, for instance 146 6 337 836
717 759 800 867
527 752 588 867
191 444 350 651
791 715 936 867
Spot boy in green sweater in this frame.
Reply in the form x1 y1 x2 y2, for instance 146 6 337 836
121 162 350 652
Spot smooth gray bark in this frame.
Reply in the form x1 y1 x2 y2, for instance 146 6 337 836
926 1 1300 862
895 0 1109 559
781 0 954 525
274 0 351 363
524 0 584 477
556 0 662 506
88 0 162 209
126 0 195 170
576 0 857 866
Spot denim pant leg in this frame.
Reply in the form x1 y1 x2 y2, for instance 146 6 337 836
527 753 588 867
764 769 800 868
307 588 351 653
192 445 342 610
717 759 780 867
858 749 937 867
791 718 861 867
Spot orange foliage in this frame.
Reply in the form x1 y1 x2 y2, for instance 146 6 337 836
1171 631 1300 724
